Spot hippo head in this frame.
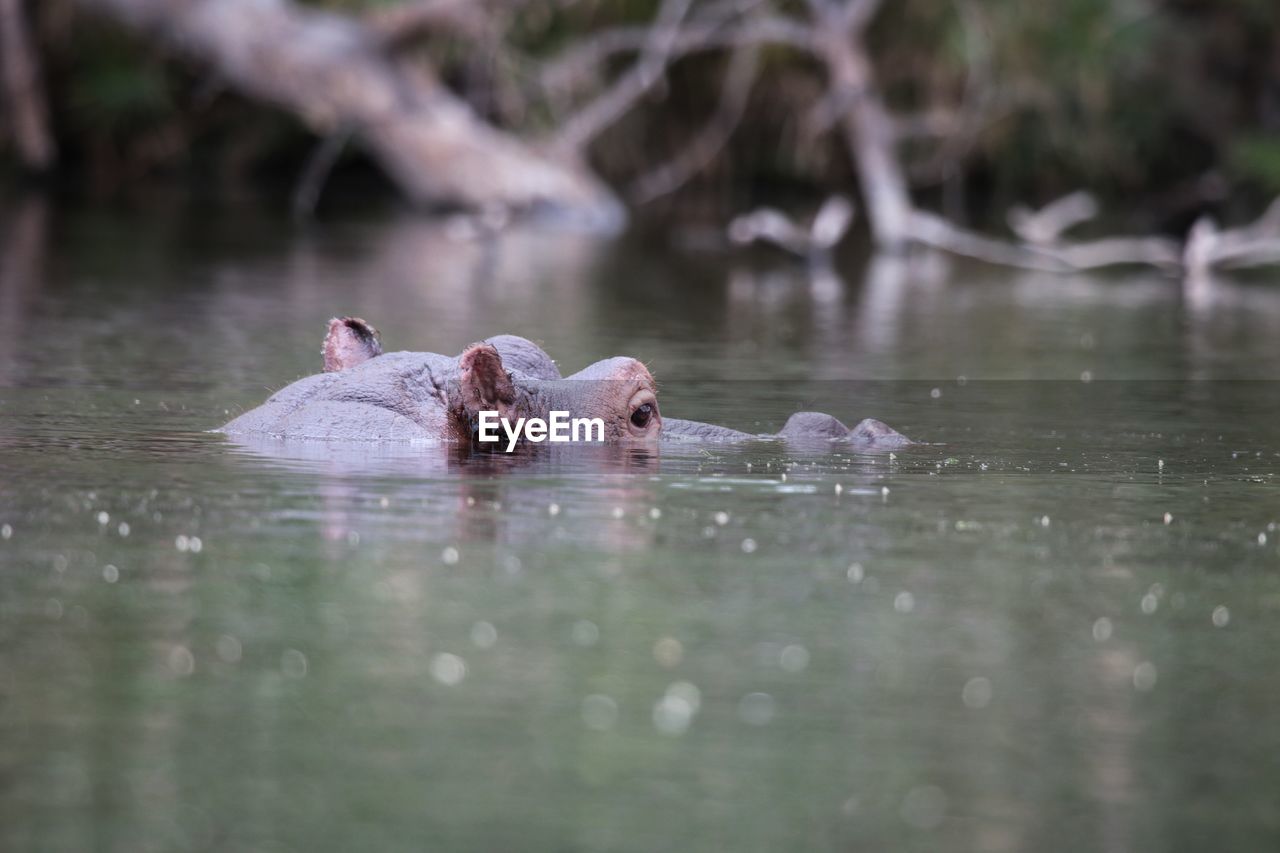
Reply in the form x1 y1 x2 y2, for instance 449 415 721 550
453 342 661 444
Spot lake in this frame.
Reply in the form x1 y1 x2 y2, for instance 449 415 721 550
2 197 1279 851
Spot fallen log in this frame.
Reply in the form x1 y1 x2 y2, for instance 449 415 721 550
75 0 624 229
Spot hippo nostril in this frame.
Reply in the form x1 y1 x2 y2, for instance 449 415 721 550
631 403 653 429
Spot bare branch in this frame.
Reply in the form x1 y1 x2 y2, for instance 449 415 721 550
629 44 760 204
906 211 1060 270
1007 192 1099 245
541 12 814 96
909 210 1183 272
728 196 855 258
364 0 497 46
809 196 856 249
0 0 56 169
293 125 354 219
804 0 883 34
843 0 886 34
1051 236 1183 271
75 0 622 225
890 108 964 140
903 0 998 185
729 207 813 256
1186 201 1280 272
550 0 693 155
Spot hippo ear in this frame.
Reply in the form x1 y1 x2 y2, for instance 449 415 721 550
323 317 382 372
458 343 519 421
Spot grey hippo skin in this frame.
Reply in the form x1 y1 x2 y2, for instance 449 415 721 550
221 318 913 450
663 412 913 449
221 319 662 443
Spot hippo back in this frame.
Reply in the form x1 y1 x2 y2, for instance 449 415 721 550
221 351 457 441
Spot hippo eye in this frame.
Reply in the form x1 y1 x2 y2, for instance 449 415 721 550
631 403 653 428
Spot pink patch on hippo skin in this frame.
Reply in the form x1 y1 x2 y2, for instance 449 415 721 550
323 317 383 372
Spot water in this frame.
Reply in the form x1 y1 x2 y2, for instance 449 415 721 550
2 198 1280 852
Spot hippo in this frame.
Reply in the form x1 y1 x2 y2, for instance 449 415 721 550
222 319 659 443
220 318 913 450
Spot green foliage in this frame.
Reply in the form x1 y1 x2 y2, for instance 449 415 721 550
67 55 173 133
1230 136 1280 193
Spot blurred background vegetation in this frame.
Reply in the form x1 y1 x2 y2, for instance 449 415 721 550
4 0 1280 232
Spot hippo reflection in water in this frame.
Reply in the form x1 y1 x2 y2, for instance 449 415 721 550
220 318 913 449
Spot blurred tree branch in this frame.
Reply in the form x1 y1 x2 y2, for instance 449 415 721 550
11 0 1278 285
0 0 56 170
72 0 622 225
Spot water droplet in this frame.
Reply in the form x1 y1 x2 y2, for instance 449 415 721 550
281 649 308 679
779 644 810 673
429 653 465 685
847 563 864 583
441 546 460 565
894 591 915 613
216 635 242 663
961 677 992 709
900 785 948 829
188 536 202 554
0 524 10 540
549 503 561 517
611 506 624 519
1259 532 1268 546
834 483 843 495
1092 617 1113 642
653 693 695 735
930 388 942 399
653 636 684 668
470 621 498 648
1040 515 1051 528
169 646 195 676
117 522 130 537
738 692 776 726
581 694 618 731
1140 593 1158 615
571 620 599 647
1158 459 1165 470
648 507 662 520
1212 605 1230 627
714 511 730 526
175 535 189 552
102 564 119 584
96 511 110 526
666 681 701 713
741 538 757 554
1133 661 1157 691
1080 370 1093 383
1163 512 1173 525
